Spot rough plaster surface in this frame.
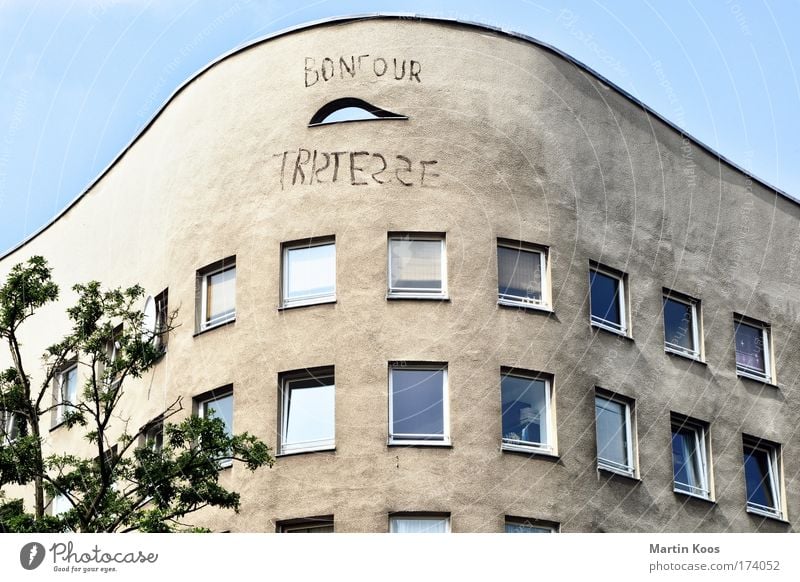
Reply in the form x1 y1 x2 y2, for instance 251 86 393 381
0 17 797 532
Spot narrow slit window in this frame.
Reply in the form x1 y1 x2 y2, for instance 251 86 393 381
309 98 407 126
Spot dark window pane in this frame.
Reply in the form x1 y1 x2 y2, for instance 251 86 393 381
391 368 444 438
501 375 547 445
735 323 765 374
504 522 552 533
590 271 621 326
498 247 542 301
744 447 774 509
664 298 694 352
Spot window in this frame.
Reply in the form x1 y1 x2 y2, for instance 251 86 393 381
388 234 447 298
279 368 335 454
497 240 549 309
141 419 164 452
1 411 23 442
50 493 71 516
389 514 450 533
281 238 336 308
742 436 784 519
277 516 334 533
589 264 628 335
389 364 449 445
195 388 234 468
504 517 558 533
54 364 78 426
154 288 169 351
734 316 773 383
595 391 635 477
196 257 236 331
309 97 407 126
671 415 711 499
663 292 701 359
500 369 554 455
103 325 123 389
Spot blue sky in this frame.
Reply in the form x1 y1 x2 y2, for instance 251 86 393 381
1 0 798 254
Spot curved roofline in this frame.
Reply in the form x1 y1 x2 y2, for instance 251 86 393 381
2 13 796 261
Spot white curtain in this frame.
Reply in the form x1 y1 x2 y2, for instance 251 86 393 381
390 240 441 289
391 518 448 533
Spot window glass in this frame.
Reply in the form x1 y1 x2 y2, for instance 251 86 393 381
282 374 335 453
389 238 443 293
735 322 766 375
595 396 631 473
145 422 164 452
498 246 542 303
390 367 445 440
285 242 335 304
504 520 554 533
52 494 71 516
743 443 779 514
57 366 78 423
664 297 694 353
203 394 233 437
2 412 21 441
589 270 622 329
155 288 169 350
206 267 236 324
390 517 448 533
501 374 549 450
671 420 708 497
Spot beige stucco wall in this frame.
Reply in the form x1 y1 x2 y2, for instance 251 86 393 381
1 16 798 532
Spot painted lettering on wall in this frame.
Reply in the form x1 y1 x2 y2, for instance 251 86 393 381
304 56 421 87
273 149 439 189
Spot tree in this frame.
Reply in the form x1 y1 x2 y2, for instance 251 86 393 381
0 256 273 532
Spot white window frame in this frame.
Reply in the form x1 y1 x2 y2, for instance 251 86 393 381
589 264 628 336
281 238 336 308
55 364 78 425
743 437 784 520
504 517 559 533
389 514 451 533
279 370 335 455
388 363 450 446
387 234 447 299
663 293 701 360
500 370 554 455
734 317 773 384
198 260 236 331
670 415 711 500
197 390 234 468
595 393 636 478
497 240 550 310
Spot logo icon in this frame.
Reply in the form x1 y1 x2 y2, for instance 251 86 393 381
20 542 46 570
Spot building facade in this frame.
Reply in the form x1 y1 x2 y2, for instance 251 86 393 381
1 15 797 533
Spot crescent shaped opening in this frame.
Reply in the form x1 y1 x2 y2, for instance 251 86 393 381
309 97 408 126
